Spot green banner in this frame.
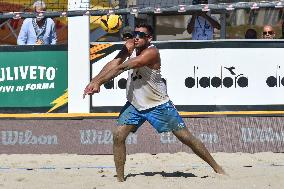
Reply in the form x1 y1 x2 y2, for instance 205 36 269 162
0 50 67 107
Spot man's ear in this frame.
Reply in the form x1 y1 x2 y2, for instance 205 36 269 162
148 36 153 43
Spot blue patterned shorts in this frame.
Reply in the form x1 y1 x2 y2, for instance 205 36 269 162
117 101 186 133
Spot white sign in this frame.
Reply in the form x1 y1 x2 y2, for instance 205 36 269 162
92 51 128 107
91 45 284 109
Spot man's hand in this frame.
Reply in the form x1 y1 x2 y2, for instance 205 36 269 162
83 81 100 99
125 39 135 55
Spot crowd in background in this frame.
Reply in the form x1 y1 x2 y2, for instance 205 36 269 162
1 0 284 45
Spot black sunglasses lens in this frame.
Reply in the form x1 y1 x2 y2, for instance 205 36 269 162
133 31 147 38
263 31 273 35
123 33 133 39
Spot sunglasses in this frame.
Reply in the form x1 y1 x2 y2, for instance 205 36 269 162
263 31 274 35
122 33 133 39
133 31 150 38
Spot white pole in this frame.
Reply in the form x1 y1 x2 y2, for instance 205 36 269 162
68 0 90 113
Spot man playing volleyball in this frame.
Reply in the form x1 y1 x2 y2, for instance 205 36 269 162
83 23 225 182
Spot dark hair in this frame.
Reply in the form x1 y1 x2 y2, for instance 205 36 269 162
245 29 257 39
121 26 133 40
135 23 153 36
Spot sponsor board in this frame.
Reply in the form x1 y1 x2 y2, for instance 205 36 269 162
2 41 284 114
91 41 284 112
0 117 283 154
0 46 68 112
1 130 58 145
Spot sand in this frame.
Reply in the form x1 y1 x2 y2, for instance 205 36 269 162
0 152 283 189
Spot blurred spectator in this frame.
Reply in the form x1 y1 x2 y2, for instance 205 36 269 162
187 0 220 40
121 26 133 41
262 25 275 39
245 29 257 39
17 1 57 45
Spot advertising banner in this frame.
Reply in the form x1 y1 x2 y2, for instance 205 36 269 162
0 46 67 112
91 41 284 113
0 117 283 154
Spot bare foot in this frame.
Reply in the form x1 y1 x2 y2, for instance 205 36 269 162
116 176 125 182
214 166 226 175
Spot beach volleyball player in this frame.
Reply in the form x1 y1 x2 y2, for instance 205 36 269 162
83 23 225 182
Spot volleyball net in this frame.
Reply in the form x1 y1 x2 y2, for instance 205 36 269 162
0 0 283 19
0 0 284 45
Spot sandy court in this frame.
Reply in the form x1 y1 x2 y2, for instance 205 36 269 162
0 152 283 189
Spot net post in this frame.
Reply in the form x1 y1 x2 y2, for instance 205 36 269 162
68 0 90 113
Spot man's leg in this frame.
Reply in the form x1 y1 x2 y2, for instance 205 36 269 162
113 125 136 182
173 128 225 174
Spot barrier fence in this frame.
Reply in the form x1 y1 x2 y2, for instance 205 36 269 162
1 1 284 19
0 45 67 113
2 41 284 114
0 117 283 154
91 41 284 113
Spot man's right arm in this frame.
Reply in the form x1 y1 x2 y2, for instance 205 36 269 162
187 14 197 34
83 40 134 97
17 20 28 45
91 44 132 82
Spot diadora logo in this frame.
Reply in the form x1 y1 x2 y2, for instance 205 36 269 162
266 65 284 87
103 77 167 90
104 78 127 89
185 66 248 88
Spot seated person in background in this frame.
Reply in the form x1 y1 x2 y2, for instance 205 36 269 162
262 25 275 39
187 0 221 40
121 26 133 41
17 0 57 45
245 28 257 39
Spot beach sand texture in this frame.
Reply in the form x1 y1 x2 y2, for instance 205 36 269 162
0 152 283 189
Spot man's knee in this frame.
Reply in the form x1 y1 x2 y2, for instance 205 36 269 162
173 128 195 144
112 127 129 144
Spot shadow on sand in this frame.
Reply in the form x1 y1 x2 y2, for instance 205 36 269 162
125 171 200 180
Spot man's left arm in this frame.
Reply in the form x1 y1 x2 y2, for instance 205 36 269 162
17 20 28 45
50 20 57 45
201 13 221 30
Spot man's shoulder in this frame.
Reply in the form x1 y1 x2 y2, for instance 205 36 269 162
23 18 33 24
139 46 160 65
142 45 159 55
46 18 55 24
46 18 55 22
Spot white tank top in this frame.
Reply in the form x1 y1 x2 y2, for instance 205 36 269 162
126 45 169 111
